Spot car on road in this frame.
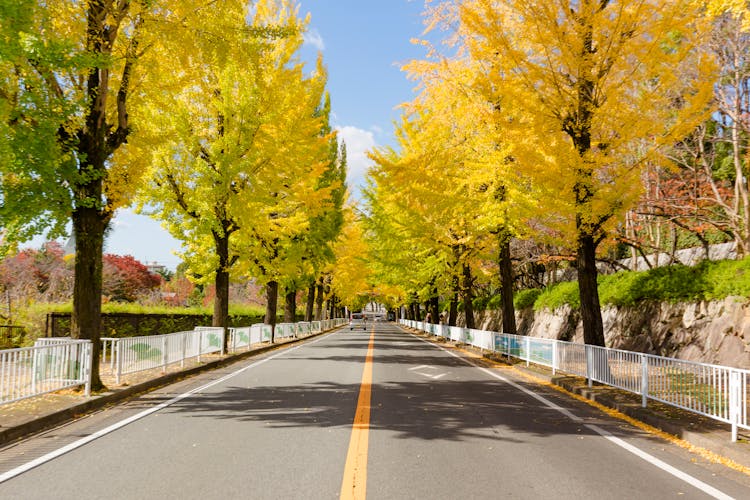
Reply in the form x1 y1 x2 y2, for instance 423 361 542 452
349 312 367 330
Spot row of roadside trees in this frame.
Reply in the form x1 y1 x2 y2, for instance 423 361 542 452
364 1 750 346
0 0 346 389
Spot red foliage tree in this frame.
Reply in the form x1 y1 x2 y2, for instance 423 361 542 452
0 242 72 303
102 254 162 302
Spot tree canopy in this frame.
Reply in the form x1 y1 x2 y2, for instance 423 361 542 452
4 0 750 358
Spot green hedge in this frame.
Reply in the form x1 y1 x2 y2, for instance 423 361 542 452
47 312 270 338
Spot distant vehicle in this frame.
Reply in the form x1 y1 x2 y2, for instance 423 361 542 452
350 312 367 330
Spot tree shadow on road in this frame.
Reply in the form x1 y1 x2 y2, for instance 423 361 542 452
133 325 658 446
158 377 600 445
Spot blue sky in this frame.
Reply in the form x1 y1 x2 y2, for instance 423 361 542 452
59 1 432 270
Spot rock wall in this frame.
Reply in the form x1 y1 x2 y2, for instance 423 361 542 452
463 296 750 369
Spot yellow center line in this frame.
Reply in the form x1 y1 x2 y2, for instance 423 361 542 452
340 325 376 500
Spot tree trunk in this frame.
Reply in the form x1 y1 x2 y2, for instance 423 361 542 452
448 273 459 326
429 293 439 325
315 280 324 320
448 296 458 327
305 282 315 321
71 205 106 391
462 264 475 329
284 286 296 323
68 0 139 393
577 234 605 346
328 294 335 319
265 280 278 343
499 235 517 334
212 231 230 351
566 5 605 348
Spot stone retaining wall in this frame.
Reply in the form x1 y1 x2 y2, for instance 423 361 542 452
466 296 750 369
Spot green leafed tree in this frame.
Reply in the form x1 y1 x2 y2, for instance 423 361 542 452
0 0 165 389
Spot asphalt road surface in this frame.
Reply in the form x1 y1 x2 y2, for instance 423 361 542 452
1 322 749 499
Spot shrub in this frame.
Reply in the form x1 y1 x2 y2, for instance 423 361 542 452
472 296 490 311
534 281 580 311
513 288 541 310
487 294 503 310
704 258 750 299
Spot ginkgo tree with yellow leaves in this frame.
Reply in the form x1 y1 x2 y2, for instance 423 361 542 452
454 0 716 346
135 0 335 341
327 208 374 311
366 52 529 329
0 0 175 389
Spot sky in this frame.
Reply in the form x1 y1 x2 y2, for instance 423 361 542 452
35 1 435 271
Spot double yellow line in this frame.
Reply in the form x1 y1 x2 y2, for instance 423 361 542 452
340 326 376 500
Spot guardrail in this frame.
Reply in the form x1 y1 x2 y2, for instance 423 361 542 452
105 327 226 384
94 320 348 384
401 319 750 442
1 339 92 404
2 318 348 407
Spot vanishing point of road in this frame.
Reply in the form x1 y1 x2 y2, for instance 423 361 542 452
1 322 749 499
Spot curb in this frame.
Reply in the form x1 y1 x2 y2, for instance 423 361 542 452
545 372 750 468
0 330 334 447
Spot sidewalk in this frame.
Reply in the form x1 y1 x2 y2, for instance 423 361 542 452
423 333 750 473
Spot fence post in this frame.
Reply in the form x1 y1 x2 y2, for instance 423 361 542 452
586 345 592 388
161 336 168 374
730 370 741 442
641 354 648 408
31 346 38 394
525 336 530 367
198 330 203 363
221 327 225 356
116 339 122 385
84 342 92 397
110 340 116 371
181 332 187 369
552 341 557 376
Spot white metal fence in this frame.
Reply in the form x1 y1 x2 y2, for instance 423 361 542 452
0 340 92 404
402 319 750 442
106 327 226 384
1 318 348 407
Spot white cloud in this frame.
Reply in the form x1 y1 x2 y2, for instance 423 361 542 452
303 29 325 51
336 125 377 199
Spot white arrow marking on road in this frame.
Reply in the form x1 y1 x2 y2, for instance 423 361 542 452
409 364 449 380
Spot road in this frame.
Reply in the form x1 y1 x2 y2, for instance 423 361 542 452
0 322 749 499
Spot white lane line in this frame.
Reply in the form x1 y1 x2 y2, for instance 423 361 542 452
431 373 448 380
586 423 734 500
409 365 430 371
0 332 337 484
409 333 735 500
